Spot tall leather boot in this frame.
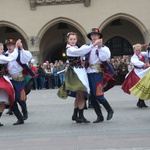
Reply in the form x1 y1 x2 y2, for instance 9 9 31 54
22 109 28 120
72 108 79 123
0 112 3 126
101 100 114 120
92 100 104 123
78 108 90 123
12 109 24 125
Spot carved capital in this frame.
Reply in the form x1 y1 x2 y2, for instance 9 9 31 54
30 51 39 56
84 0 90 7
30 0 37 10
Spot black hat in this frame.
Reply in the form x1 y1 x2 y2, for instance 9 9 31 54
4 38 15 45
87 28 103 40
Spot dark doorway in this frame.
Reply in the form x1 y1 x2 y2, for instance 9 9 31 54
105 36 133 57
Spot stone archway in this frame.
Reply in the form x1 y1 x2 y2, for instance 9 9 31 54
0 21 28 50
99 13 149 57
37 17 87 63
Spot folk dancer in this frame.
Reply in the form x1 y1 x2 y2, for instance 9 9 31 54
0 43 18 126
130 44 150 101
85 28 114 123
5 38 32 125
122 43 149 108
57 32 102 123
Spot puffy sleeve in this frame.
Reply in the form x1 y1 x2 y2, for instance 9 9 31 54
20 49 32 64
67 44 93 57
131 54 144 67
98 46 111 61
143 51 150 63
0 48 18 64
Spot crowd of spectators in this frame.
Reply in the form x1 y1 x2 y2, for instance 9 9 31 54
109 55 133 85
29 55 133 90
29 60 69 90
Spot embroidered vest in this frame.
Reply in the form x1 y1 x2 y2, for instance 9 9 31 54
67 56 83 68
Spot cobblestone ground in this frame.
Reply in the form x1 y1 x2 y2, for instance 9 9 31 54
0 85 150 150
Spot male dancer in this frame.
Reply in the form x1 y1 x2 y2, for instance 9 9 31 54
85 28 114 123
5 38 32 125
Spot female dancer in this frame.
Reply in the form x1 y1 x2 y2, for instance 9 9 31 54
0 43 17 126
122 43 149 108
130 44 150 100
57 32 101 123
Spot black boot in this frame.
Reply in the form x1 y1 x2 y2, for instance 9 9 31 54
137 99 142 108
77 109 90 123
88 95 93 108
0 112 3 126
72 108 80 123
6 108 13 115
22 109 28 120
101 100 114 120
137 99 148 108
142 100 148 107
92 100 104 123
12 110 24 125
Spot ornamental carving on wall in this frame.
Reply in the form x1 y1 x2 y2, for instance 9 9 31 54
30 51 40 56
30 0 90 10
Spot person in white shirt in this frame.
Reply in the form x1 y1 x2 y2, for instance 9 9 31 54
57 32 101 123
0 43 18 126
85 28 114 123
4 38 32 125
122 44 149 107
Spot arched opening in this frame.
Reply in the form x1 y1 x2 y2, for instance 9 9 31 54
0 22 28 51
99 14 147 58
38 18 86 63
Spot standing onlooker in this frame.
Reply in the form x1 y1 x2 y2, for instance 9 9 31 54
118 58 128 84
45 64 53 89
38 64 46 89
53 63 58 89
57 60 66 86
29 63 38 90
112 59 120 85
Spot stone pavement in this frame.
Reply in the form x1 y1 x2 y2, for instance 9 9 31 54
0 85 150 150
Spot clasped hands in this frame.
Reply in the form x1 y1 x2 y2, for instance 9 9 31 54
93 39 103 48
15 39 23 50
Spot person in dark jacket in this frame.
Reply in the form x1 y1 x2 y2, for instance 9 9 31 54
38 64 46 89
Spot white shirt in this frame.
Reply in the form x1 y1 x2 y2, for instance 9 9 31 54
5 48 32 75
0 48 18 64
66 44 93 57
87 44 111 73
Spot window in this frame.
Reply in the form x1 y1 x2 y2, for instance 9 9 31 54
105 36 133 57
